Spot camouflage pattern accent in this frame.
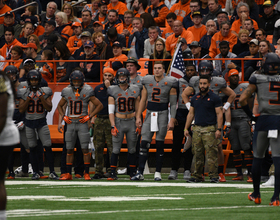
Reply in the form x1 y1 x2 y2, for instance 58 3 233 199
269 164 275 176
191 125 219 179
93 117 113 175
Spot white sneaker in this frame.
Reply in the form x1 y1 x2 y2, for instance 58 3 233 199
183 170 191 180
262 175 275 187
168 170 178 180
117 168 127 175
154 172 162 181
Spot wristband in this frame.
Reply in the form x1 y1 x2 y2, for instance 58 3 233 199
225 122 231 126
217 128 222 131
185 102 190 110
223 102 231 110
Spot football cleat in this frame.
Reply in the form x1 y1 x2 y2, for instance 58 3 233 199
187 177 203 183
39 171 48 179
248 193 261 204
107 173 118 181
91 174 103 179
31 173 40 180
7 172 15 180
269 199 280 206
210 178 219 183
131 172 144 181
183 170 191 180
168 170 178 180
16 171 29 177
219 173 226 182
232 175 244 181
49 172 59 180
154 172 162 181
247 175 253 183
74 174 83 179
84 173 91 180
59 173 73 180
262 175 274 187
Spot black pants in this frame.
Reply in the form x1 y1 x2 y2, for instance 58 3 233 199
0 145 15 180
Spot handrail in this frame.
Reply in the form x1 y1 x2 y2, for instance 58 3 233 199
0 2 38 18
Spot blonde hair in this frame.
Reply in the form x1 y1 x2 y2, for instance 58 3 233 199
238 29 249 38
92 32 104 43
56 12 68 25
27 34 41 53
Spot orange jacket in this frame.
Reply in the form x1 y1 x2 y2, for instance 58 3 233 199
162 25 173 39
0 5 12 25
67 35 82 54
104 54 128 68
0 39 23 59
34 25 45 37
231 18 259 34
60 25 73 42
209 31 237 58
169 1 191 22
218 0 226 8
107 1 128 16
3 59 22 70
145 2 169 27
41 63 54 82
166 29 194 55
187 25 207 42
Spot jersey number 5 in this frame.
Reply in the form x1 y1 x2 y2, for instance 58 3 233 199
269 82 280 105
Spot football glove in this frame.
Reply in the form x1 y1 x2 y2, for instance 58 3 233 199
28 91 35 99
36 90 42 97
223 125 231 138
16 121 25 130
63 116 72 124
79 115 91 123
111 125 119 137
135 127 141 135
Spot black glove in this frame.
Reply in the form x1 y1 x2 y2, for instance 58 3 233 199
223 126 231 138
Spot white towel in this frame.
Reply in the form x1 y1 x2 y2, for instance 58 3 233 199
150 112 159 132
268 130 278 138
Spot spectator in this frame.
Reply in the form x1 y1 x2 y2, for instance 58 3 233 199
169 0 191 23
166 20 194 56
244 18 256 40
55 12 73 43
0 0 12 25
16 0 42 22
67 22 83 54
209 21 237 58
93 0 108 24
18 22 34 44
255 28 275 52
20 5 36 25
103 10 124 35
39 50 54 83
145 0 169 27
0 27 23 60
3 45 23 70
165 0 177 9
230 0 260 24
72 31 92 59
83 0 100 20
53 41 75 82
148 38 171 75
133 0 148 17
181 38 193 67
273 18 280 45
140 13 157 29
189 41 209 68
27 34 41 54
81 10 94 34
92 32 114 60
259 1 280 36
187 11 207 42
105 27 126 48
199 19 217 55
162 12 177 39
0 12 21 47
231 2 259 34
39 20 59 50
183 0 200 30
200 0 209 16
62 3 81 23
40 1 57 27
107 0 128 21
93 21 104 33
76 41 101 82
216 11 229 31
214 41 237 75
104 41 127 69
144 26 165 58
202 0 223 25
232 29 250 56
128 17 149 58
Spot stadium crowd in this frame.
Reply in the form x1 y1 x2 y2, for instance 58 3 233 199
1 0 280 208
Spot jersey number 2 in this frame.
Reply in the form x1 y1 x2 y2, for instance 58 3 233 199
152 88 161 102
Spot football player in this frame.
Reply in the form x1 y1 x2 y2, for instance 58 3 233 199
57 70 103 180
240 53 280 206
131 61 178 181
181 60 236 182
18 70 58 180
107 68 141 180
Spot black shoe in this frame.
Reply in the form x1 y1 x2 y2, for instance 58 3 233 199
91 174 103 179
210 178 219 183
187 177 202 183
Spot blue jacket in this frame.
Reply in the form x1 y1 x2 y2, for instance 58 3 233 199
128 28 149 59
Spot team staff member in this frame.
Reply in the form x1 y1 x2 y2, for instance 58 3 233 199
184 74 223 183
0 70 19 220
240 53 280 206
92 68 115 179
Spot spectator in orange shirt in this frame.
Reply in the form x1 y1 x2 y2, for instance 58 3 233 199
182 0 200 30
107 0 128 21
83 0 100 20
231 2 258 34
67 22 83 54
209 21 237 58
39 49 54 82
93 0 108 24
166 20 194 55
187 11 207 42
162 12 177 39
0 0 12 25
133 0 148 17
104 41 128 68
2 45 23 70
55 12 73 43
145 0 169 27
122 10 134 47
169 0 191 23
103 10 124 35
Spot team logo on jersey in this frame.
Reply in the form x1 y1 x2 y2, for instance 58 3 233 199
149 83 153 86
83 94 86 97
164 82 168 85
118 93 122 96
68 97 72 100
215 84 218 86
100 87 104 90
137 80 140 83
133 91 136 93
240 88 243 91
182 84 186 88
126 92 128 95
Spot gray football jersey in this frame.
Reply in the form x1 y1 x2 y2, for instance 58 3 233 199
142 75 178 105
130 75 143 91
18 87 53 120
15 82 29 110
107 84 141 115
61 84 94 117
178 77 190 109
230 83 249 118
249 73 280 115
189 76 227 98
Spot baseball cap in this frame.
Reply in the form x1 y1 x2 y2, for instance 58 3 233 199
4 11 14 17
228 69 239 77
112 61 123 71
249 39 259 45
179 38 187 44
46 19 56 27
112 41 122 48
124 57 141 70
23 58 36 66
21 43 37 50
80 31 91 37
189 41 201 48
192 11 202 17
72 22 82 28
216 11 228 17
93 21 103 26
84 41 94 48
98 0 108 7
263 0 274 6
103 67 115 76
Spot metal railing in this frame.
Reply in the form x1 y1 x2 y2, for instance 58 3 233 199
0 2 38 18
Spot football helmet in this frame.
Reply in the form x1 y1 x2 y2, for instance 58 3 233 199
198 60 213 76
4 65 19 83
115 68 130 85
69 70 85 89
27 69 41 89
262 53 280 75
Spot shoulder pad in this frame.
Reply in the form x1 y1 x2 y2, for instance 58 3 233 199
41 87 53 97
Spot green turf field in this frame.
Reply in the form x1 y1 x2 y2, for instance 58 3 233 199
5 174 279 220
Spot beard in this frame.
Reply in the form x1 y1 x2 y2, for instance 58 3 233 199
199 86 209 93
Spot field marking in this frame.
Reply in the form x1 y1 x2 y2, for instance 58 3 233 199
8 195 183 202
5 180 259 188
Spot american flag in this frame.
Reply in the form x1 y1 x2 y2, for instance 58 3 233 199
169 42 185 79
